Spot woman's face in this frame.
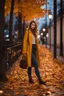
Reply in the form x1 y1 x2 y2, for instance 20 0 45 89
30 22 36 30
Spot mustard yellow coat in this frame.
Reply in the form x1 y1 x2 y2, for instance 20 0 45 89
22 28 40 68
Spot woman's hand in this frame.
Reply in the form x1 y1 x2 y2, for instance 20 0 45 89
22 53 27 58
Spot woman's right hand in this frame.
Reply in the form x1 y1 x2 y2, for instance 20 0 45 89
22 53 27 58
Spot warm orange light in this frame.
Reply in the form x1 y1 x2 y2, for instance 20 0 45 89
0 90 3 94
5 6 7 9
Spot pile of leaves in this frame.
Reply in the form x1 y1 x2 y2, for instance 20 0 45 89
0 45 64 96
39 45 64 87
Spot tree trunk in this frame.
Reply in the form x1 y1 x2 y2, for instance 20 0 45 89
0 0 8 81
54 0 57 58
18 0 23 41
9 0 15 42
60 0 63 56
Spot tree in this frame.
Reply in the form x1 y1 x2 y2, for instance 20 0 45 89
54 0 57 58
0 0 8 81
18 0 23 41
60 0 63 56
9 0 15 42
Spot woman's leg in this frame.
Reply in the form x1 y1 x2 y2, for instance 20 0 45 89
32 53 46 84
28 67 34 83
31 53 41 80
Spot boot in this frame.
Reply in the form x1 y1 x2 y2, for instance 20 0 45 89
29 77 34 84
39 79 46 85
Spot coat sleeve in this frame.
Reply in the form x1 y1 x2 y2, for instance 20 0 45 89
22 29 28 54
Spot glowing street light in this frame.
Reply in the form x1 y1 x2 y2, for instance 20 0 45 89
0 90 3 95
48 11 53 48
48 12 53 20
41 33 43 35
37 35 40 39
46 33 49 38
42 28 46 32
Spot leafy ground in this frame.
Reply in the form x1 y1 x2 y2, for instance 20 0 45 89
0 45 64 96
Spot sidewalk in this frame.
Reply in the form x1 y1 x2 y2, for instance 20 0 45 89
43 44 64 63
0 44 64 96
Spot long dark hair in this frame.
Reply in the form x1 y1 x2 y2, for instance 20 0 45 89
29 21 37 37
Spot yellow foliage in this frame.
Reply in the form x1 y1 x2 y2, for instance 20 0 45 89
4 0 50 22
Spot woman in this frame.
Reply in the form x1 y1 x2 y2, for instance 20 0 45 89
22 21 46 85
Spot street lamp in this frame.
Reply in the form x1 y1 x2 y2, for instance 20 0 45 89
37 34 40 43
48 12 52 49
48 12 53 20
46 33 49 38
42 28 46 32
0 90 3 95
42 28 47 45
37 34 40 39
41 33 43 36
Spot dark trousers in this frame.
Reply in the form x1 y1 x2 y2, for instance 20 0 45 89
28 44 41 80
